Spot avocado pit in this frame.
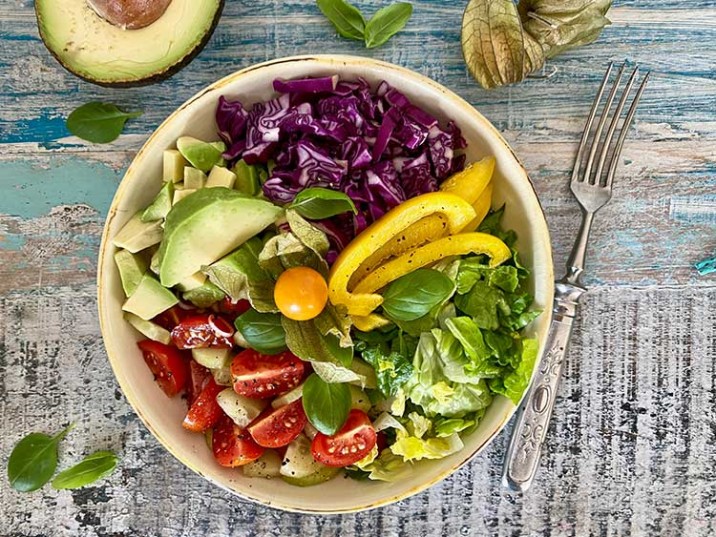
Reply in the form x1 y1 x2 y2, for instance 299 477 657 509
87 0 172 29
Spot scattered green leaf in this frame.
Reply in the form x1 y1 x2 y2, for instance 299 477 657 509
234 310 287 354
51 451 118 490
364 3 413 48
289 188 357 220
382 269 455 322
66 102 142 143
302 373 352 434
316 0 367 41
7 424 74 492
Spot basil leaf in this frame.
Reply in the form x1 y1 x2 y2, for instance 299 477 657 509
235 310 287 354
289 188 357 220
51 451 118 490
364 3 413 49
381 269 455 322
7 424 73 492
302 373 351 435
316 0 366 41
66 102 142 143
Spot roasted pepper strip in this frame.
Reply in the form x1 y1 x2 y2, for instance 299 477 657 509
439 156 495 204
328 192 477 317
353 232 511 296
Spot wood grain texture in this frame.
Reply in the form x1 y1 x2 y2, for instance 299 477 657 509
1 0 715 534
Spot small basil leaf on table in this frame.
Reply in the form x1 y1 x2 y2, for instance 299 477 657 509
302 373 352 435
7 424 74 492
316 0 367 41
51 450 119 490
288 187 357 220
235 310 287 354
66 102 143 143
364 2 413 49
381 268 455 321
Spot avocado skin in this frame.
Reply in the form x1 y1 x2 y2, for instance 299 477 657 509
34 0 225 88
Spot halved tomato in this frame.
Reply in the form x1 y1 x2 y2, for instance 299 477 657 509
231 349 305 399
311 409 377 467
217 297 251 321
187 360 212 405
183 378 223 432
137 340 188 397
153 304 194 331
171 313 234 349
247 399 307 448
212 414 264 467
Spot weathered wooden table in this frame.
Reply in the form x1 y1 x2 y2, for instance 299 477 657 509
1 1 715 535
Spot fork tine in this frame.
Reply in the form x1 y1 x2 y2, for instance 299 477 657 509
605 71 650 188
584 64 626 184
594 66 640 187
572 62 614 183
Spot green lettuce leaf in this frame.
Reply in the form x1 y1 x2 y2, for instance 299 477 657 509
390 430 464 462
489 338 539 404
434 417 476 438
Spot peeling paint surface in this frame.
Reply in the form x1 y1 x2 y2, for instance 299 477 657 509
1 0 715 535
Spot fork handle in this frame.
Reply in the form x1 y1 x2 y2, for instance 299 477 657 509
502 282 585 492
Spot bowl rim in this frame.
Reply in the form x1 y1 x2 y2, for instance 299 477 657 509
97 54 554 514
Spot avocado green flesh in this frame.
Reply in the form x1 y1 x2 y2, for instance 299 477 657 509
114 249 147 296
122 274 178 320
177 137 226 173
35 0 222 86
158 188 282 287
141 182 174 222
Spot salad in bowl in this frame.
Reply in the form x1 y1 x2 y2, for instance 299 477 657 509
99 56 553 512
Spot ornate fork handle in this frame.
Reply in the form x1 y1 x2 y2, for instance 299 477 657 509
502 281 585 492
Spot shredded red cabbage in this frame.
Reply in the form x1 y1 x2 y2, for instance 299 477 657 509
216 76 466 247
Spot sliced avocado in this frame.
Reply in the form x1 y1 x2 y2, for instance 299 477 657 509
114 248 147 296
124 312 171 345
206 165 236 189
280 435 340 485
233 160 262 196
349 385 372 413
150 249 161 275
35 0 224 87
184 166 207 190
141 182 174 222
177 137 226 173
243 450 282 478
191 348 231 370
176 271 207 292
113 212 163 253
182 280 225 308
157 188 283 287
163 150 187 183
173 188 197 205
215 388 265 428
122 273 178 320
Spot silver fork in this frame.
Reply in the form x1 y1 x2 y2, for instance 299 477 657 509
502 63 650 492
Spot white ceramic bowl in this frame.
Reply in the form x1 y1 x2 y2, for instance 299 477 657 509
98 55 554 513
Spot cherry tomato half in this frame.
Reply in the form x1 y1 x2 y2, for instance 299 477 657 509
171 313 234 349
274 267 328 321
212 414 264 467
217 297 252 322
153 304 195 331
311 409 377 467
230 349 305 399
187 360 212 406
247 399 307 448
183 378 224 432
137 340 188 397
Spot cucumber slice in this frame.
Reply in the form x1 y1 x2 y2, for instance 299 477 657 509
280 434 332 480
242 450 282 478
215 388 265 428
281 465 340 487
271 383 304 409
192 348 231 369
212 366 233 386
124 312 171 345
349 385 371 413
303 422 319 440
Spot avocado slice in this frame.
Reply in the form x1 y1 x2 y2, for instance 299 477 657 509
114 249 147 297
124 312 172 345
141 182 174 222
113 212 163 253
177 137 226 173
157 188 283 287
36 0 224 87
122 273 178 320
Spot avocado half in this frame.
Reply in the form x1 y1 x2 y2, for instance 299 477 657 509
35 0 224 87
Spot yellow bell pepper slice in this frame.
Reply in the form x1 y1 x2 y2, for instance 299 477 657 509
464 181 493 232
348 214 449 290
352 313 392 332
439 156 495 204
353 232 511 295
328 192 477 317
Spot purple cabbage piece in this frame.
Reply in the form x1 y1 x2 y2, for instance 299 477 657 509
215 75 468 250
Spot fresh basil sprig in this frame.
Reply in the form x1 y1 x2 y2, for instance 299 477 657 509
289 187 357 220
381 268 455 321
316 0 413 48
7 424 74 492
52 451 119 490
302 373 352 435
66 102 143 143
235 310 287 354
